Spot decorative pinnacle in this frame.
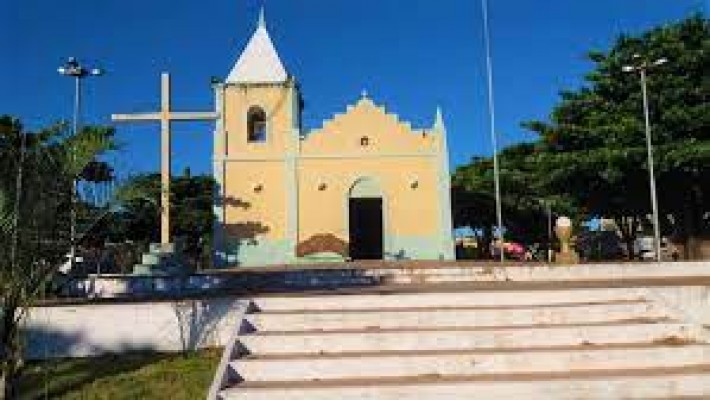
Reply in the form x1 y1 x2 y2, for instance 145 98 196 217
361 89 369 99
434 106 445 129
258 6 266 29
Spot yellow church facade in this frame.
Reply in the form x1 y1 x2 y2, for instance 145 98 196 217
212 11 454 266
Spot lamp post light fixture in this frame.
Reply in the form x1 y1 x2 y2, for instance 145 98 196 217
622 54 668 262
57 57 104 272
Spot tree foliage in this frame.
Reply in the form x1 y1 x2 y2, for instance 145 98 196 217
109 171 215 269
0 115 116 397
452 144 578 255
453 15 709 258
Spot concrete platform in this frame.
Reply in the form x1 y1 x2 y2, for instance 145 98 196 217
62 261 710 299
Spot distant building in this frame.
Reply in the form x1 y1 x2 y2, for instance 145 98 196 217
212 11 454 266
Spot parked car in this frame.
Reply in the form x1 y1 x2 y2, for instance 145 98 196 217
490 241 527 261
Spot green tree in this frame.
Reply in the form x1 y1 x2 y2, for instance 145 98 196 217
523 14 709 257
453 15 708 259
111 171 215 269
0 116 117 397
452 143 577 257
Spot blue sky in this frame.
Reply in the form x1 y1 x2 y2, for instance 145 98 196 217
2 0 704 178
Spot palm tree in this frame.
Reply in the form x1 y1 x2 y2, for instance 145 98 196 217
0 115 116 397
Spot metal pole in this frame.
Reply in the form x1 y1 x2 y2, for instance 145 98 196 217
639 69 662 262
481 0 504 262
545 201 552 264
10 129 27 272
59 57 103 273
69 75 81 271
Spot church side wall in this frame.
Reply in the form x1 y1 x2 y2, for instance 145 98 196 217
297 157 446 260
435 116 456 260
222 160 291 266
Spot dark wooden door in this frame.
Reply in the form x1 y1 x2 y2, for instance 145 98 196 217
349 198 383 259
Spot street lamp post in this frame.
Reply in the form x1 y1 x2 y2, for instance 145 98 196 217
622 54 667 263
546 200 553 263
481 0 504 262
58 57 103 271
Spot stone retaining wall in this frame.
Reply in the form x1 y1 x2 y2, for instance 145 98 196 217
24 298 245 360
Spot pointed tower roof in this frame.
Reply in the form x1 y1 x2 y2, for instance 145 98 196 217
226 8 288 84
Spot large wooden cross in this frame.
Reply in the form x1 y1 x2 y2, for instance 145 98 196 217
112 72 218 245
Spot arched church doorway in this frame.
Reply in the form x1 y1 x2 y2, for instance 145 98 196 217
348 178 384 260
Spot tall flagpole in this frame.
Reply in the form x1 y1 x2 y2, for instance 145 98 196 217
481 0 504 261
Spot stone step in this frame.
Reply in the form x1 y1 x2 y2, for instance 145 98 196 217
220 367 710 399
210 263 710 399
251 288 649 312
238 322 704 355
234 344 710 383
208 263 710 294
326 263 710 282
378 264 710 284
245 302 668 332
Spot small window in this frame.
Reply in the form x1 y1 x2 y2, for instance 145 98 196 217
247 106 267 143
360 136 370 147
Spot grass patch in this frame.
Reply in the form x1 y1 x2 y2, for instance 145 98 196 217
17 349 221 400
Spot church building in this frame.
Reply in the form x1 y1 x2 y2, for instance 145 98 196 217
212 10 454 266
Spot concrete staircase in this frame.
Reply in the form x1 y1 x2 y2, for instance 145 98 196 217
210 264 710 399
